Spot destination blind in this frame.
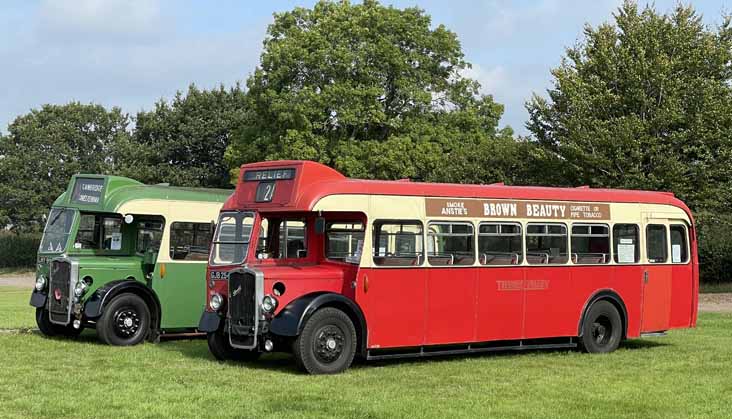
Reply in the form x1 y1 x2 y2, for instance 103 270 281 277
71 178 105 205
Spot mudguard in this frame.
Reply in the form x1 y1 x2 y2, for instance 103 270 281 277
29 291 47 308
578 290 628 337
83 280 161 331
198 311 221 332
270 292 367 354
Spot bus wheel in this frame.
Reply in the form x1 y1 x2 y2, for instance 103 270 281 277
580 300 622 353
293 307 356 374
35 308 82 337
207 328 261 362
97 293 150 346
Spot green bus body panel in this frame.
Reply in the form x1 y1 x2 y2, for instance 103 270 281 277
38 174 230 332
151 262 208 329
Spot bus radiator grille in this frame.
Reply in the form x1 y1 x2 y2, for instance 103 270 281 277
49 260 72 324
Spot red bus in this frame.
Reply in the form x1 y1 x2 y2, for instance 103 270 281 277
198 160 698 374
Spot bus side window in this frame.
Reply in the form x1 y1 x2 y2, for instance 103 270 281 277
170 222 213 261
646 224 668 263
670 225 689 263
571 224 610 264
478 223 523 265
613 224 639 263
372 221 424 266
326 222 365 263
427 222 475 266
526 223 568 264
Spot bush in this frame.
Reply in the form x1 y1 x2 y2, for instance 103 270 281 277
0 232 40 268
696 213 732 284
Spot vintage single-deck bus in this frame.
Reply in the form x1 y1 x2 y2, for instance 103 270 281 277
198 161 698 374
30 175 230 345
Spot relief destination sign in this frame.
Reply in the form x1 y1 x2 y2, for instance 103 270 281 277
71 178 105 205
425 198 610 220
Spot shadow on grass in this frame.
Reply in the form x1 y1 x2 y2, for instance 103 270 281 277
156 335 671 375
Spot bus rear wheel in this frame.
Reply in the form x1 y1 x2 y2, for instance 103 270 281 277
207 328 261 362
293 307 356 375
580 300 622 353
35 308 82 337
97 293 150 346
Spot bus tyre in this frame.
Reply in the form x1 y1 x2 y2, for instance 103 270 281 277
293 307 357 375
35 308 82 337
580 300 622 353
97 293 150 346
207 329 261 362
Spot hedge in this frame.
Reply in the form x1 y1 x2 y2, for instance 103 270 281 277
0 233 40 268
696 213 732 284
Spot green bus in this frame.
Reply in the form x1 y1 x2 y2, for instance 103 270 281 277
29 175 230 345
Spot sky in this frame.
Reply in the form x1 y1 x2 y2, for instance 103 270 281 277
0 0 730 136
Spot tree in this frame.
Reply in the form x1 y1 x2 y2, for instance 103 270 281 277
226 0 510 181
526 1 732 212
126 84 249 188
0 103 130 231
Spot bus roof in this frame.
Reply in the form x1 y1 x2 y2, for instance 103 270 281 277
225 160 693 220
53 174 232 213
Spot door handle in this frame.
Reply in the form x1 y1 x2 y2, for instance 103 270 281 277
643 271 649 283
363 274 369 293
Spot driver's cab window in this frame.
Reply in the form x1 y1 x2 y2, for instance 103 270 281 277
256 218 307 259
76 213 123 251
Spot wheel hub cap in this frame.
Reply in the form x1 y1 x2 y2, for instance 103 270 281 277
313 325 345 364
114 308 140 337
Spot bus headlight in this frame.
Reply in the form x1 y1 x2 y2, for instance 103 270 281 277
210 293 224 311
262 295 278 313
73 281 88 297
35 276 46 291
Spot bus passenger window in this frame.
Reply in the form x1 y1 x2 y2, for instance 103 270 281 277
571 224 610 264
136 221 163 254
326 222 365 263
372 221 424 266
613 224 639 263
478 223 522 265
646 224 668 263
170 222 213 261
670 225 689 263
526 223 568 264
427 223 475 266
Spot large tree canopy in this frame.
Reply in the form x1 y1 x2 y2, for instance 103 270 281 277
0 103 130 231
226 0 510 181
526 2 732 212
123 84 249 188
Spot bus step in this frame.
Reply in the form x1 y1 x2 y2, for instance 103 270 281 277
366 339 577 361
640 331 667 338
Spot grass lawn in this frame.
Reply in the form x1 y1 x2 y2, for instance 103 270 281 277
0 286 730 419
0 287 34 329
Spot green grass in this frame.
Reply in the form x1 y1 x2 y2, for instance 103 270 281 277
0 286 730 419
0 287 34 329
700 282 732 294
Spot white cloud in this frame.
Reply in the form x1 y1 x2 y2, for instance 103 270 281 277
38 0 162 42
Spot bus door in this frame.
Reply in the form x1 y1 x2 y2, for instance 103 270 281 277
358 220 426 349
641 217 672 332
668 221 693 328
